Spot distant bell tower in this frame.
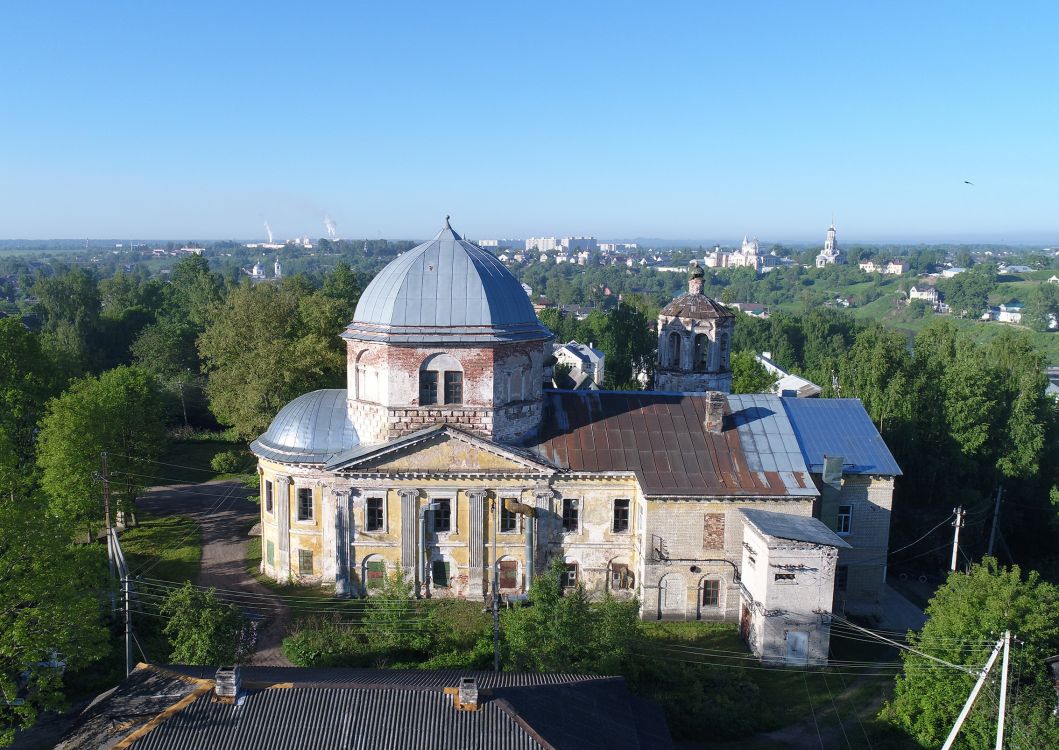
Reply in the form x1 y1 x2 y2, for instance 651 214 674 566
816 220 843 268
274 257 283 278
654 262 736 393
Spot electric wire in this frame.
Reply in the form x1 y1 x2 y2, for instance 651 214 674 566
821 672 854 750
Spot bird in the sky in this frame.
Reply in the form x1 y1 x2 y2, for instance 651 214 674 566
964 180 974 185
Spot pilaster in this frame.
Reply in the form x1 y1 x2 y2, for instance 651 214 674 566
274 475 291 579
333 489 351 598
467 489 488 598
399 488 419 577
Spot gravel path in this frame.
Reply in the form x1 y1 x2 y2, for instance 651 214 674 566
138 480 292 666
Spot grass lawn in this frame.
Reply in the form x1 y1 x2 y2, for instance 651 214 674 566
122 513 202 582
155 434 256 485
643 621 911 749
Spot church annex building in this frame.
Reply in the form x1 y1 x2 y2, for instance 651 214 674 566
250 220 901 665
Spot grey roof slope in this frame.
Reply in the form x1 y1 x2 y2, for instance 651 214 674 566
782 398 902 476
60 666 673 750
742 508 852 549
344 220 552 344
726 394 815 491
659 292 735 319
250 389 358 464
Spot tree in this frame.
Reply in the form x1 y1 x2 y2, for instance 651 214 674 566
160 582 247 665
0 497 109 747
32 267 102 378
197 281 345 439
730 351 778 394
502 559 642 674
362 570 430 655
885 559 1059 748
131 321 202 426
0 319 56 493
163 254 223 329
36 366 166 533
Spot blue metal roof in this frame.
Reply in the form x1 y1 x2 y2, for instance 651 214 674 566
781 398 902 476
345 220 551 344
250 389 358 465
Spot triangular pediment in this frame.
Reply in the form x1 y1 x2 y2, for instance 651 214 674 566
325 425 556 474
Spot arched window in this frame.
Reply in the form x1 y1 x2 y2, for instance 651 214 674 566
354 350 369 400
718 333 730 371
693 334 708 372
420 353 464 406
667 331 682 368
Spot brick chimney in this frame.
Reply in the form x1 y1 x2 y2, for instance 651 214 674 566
689 261 705 295
704 391 726 434
214 666 241 703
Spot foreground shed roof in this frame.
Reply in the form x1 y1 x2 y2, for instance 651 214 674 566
742 508 852 549
59 665 672 750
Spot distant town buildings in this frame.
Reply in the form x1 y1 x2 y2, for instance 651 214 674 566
727 302 769 319
553 340 605 389
815 223 844 267
859 259 908 275
755 352 821 398
908 284 940 308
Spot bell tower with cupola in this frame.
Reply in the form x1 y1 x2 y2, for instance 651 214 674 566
655 262 736 393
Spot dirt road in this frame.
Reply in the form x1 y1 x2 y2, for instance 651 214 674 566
137 480 292 666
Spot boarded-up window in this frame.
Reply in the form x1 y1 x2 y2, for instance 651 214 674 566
703 513 725 550
499 560 518 589
432 560 450 587
561 563 578 589
266 540 275 566
366 560 385 589
264 481 273 513
298 549 313 576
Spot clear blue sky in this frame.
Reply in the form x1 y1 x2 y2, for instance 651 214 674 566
1 2 1057 243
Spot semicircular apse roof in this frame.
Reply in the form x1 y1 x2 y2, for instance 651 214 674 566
250 389 358 464
344 219 552 345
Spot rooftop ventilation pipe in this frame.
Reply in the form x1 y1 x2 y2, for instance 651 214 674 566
418 501 444 598
504 498 537 590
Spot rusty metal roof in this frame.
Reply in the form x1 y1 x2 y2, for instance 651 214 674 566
659 293 735 319
529 391 815 498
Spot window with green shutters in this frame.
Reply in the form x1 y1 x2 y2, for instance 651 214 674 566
366 560 385 589
432 560 450 587
298 549 313 576
266 540 275 566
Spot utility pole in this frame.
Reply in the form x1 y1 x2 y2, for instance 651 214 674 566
987 485 1004 558
951 506 966 572
996 630 1011 750
942 635 1005 750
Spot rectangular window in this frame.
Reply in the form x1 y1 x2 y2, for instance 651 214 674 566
444 371 463 404
433 498 451 533
432 560 450 587
419 371 438 406
266 540 275 566
366 560 385 589
774 572 796 583
836 565 849 592
500 503 518 533
702 579 720 606
561 563 578 589
365 497 384 531
499 560 518 589
562 498 579 532
264 480 273 513
837 504 853 535
298 549 313 576
297 487 313 521
612 499 631 533
610 563 631 590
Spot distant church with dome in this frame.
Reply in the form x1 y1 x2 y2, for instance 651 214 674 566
251 219 900 664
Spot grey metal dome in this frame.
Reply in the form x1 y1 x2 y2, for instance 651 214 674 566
250 389 358 464
344 219 551 344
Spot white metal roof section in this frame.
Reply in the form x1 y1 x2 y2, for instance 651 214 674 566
344 219 552 345
741 508 852 549
726 393 817 497
250 389 358 464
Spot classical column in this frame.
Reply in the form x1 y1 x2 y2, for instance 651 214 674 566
274 475 291 579
466 489 488 599
333 489 351 598
399 489 419 578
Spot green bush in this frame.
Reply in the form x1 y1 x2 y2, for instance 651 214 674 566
209 449 247 474
282 618 376 667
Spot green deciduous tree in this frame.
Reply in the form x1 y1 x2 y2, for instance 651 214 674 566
160 582 247 665
36 366 166 533
0 498 109 747
0 319 57 493
730 350 778 394
502 559 642 675
884 559 1059 748
363 570 430 655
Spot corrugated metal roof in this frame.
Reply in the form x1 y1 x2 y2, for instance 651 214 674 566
529 391 815 498
250 389 358 464
345 222 552 345
781 398 902 476
165 666 603 688
741 508 852 549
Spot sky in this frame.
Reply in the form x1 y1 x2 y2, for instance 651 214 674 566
1 2 1057 244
